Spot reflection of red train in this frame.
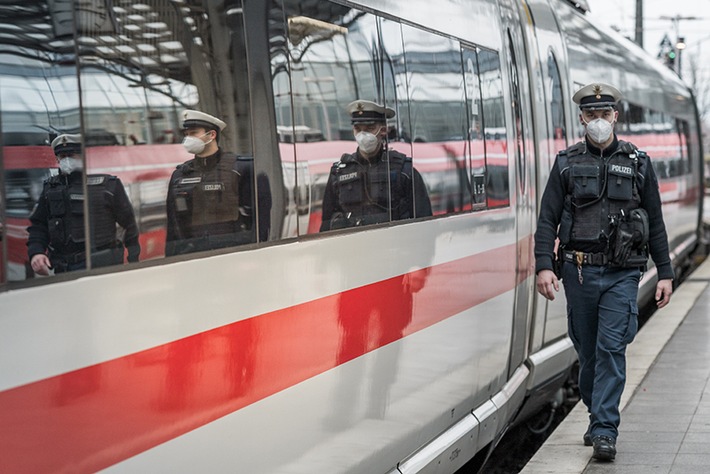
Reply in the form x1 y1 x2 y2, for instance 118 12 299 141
4 128 696 282
286 139 511 234
3 144 188 280
5 139 513 279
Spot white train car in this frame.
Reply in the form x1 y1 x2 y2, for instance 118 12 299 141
0 0 703 473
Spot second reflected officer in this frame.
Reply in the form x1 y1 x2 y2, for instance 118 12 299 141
319 100 432 231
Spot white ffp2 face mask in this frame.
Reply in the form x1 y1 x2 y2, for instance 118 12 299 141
355 131 381 155
182 133 213 155
58 157 83 174
585 118 614 144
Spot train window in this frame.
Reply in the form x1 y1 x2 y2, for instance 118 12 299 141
506 31 527 198
0 0 281 285
76 1 270 264
477 49 510 208
546 52 567 152
462 47 486 210
0 164 4 285
379 19 418 221
398 25 471 216
616 103 692 182
676 119 690 176
272 4 296 238
284 3 434 233
281 2 380 234
0 7 82 282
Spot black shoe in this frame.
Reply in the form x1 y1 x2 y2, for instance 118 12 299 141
583 430 592 446
592 435 616 461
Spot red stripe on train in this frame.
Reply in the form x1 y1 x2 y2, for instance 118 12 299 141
0 242 526 473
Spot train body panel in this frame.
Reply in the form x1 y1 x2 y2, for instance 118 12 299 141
0 0 703 472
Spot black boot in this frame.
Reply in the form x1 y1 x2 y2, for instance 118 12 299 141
592 435 616 461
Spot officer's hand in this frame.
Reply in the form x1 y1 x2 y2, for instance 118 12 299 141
655 278 673 309
30 254 52 276
536 269 559 301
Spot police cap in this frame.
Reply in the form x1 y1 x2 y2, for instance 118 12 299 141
347 100 395 124
182 110 227 132
572 83 622 110
51 133 82 156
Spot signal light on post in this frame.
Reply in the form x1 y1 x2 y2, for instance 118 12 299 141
666 49 676 68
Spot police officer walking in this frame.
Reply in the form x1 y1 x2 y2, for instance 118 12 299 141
535 83 674 461
27 133 140 275
319 100 432 231
165 110 271 256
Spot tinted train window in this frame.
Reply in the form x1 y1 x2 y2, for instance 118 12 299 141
0 7 82 282
0 1 279 284
507 31 526 197
462 47 487 210
282 4 434 233
477 49 510 208
547 52 567 150
77 2 267 265
616 103 689 181
281 3 383 234
378 19 432 221
398 25 471 216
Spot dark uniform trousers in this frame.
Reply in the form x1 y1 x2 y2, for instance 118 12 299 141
535 137 673 443
562 263 639 440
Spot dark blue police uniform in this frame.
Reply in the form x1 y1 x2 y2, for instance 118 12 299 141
320 99 432 231
165 110 271 256
27 134 140 274
534 83 673 461
319 148 432 231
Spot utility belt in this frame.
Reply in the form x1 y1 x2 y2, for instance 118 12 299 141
560 247 647 269
562 250 609 266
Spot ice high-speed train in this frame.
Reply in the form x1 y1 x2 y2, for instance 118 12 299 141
0 0 704 472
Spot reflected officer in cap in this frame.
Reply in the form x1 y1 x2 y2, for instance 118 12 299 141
534 83 673 462
27 133 140 275
165 110 271 256
319 100 432 231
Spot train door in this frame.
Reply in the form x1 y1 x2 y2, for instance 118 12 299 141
502 10 537 378
522 0 571 353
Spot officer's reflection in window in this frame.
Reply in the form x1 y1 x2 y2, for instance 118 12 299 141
319 100 432 231
165 110 271 257
27 134 140 275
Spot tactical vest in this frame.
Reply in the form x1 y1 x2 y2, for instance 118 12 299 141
171 153 241 235
44 174 118 253
331 150 412 226
559 141 645 246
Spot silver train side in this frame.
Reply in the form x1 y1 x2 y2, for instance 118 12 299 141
0 0 703 473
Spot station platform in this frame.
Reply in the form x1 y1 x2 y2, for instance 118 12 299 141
522 255 710 474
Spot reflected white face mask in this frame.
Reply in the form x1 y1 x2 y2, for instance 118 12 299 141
58 157 83 174
355 131 381 155
584 118 614 144
182 132 213 154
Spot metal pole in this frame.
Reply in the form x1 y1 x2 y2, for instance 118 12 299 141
635 0 644 48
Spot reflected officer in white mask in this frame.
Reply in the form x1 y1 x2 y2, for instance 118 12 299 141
165 110 271 256
27 133 140 275
319 100 431 231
